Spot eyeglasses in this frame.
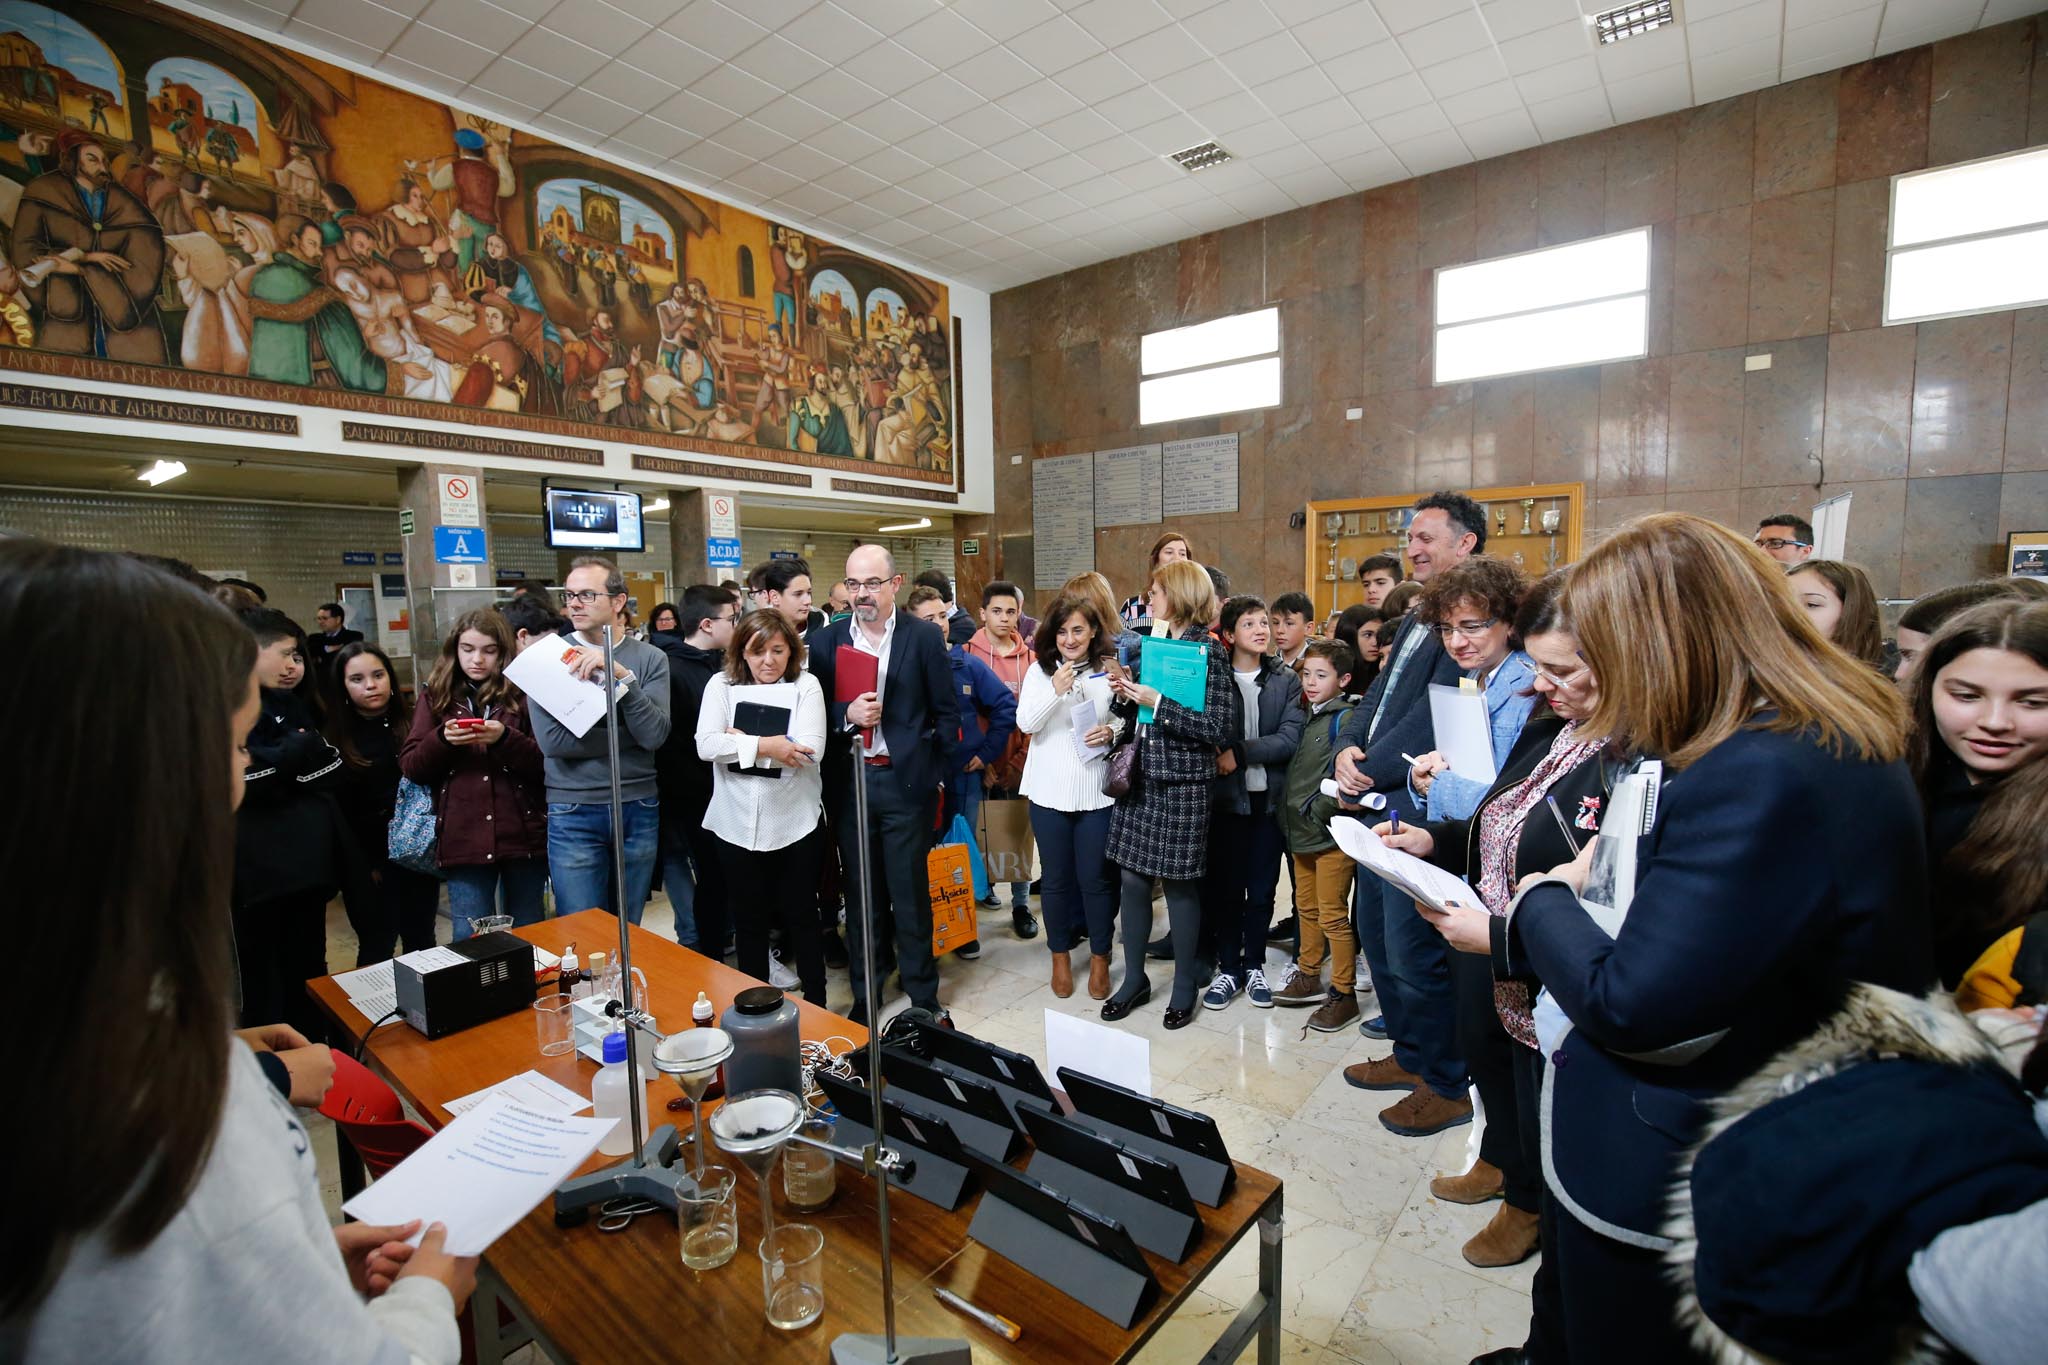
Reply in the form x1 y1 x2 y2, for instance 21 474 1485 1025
1753 538 1811 552
1431 617 1499 640
1534 662 1591 690
840 577 896 594
562 589 616 605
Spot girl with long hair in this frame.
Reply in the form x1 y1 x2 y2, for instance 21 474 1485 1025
1787 558 1885 670
399 609 547 939
327 641 438 960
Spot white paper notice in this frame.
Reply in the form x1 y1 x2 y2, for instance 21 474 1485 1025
504 639 628 738
333 960 399 1024
342 1094 614 1256
444 1069 593 1118
1330 817 1487 915
396 945 468 973
1427 683 1497 785
1070 698 1109 762
1045 1008 1151 1098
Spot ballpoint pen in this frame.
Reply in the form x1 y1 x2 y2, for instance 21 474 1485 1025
933 1286 1022 1341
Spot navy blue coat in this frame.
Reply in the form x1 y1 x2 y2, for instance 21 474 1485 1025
945 645 1017 776
1333 614 1461 799
1504 724 1933 1246
807 608 960 805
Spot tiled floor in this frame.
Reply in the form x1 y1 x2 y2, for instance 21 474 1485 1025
314 890 1532 1364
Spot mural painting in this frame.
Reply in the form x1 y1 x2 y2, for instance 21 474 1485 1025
0 0 954 480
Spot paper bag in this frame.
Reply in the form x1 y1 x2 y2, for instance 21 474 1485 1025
976 797 1036 888
927 842 976 956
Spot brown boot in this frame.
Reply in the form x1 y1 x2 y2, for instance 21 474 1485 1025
1430 1159 1504 1205
1051 951 1073 998
1462 1203 1541 1268
1342 1055 1421 1092
1088 954 1111 1000
1377 1087 1473 1136
1307 994 1360 1032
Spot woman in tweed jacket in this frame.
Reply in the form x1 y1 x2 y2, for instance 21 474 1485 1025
1103 560 1239 1029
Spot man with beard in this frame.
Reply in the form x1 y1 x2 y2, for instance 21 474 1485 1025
246 216 392 392
788 368 853 455
377 177 458 307
331 215 449 401
13 133 166 363
562 308 642 427
452 291 546 413
467 230 558 344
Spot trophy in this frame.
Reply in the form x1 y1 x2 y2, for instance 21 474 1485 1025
1519 498 1536 536
1323 512 1343 581
1364 511 1381 535
1494 505 1508 537
1540 504 1563 569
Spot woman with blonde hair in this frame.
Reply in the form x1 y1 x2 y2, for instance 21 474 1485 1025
1482 513 1929 1361
1100 558 1237 1028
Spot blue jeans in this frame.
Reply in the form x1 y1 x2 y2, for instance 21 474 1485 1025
659 811 697 949
1375 878 1468 1098
1029 803 1115 955
444 860 548 941
547 797 661 925
948 777 1028 908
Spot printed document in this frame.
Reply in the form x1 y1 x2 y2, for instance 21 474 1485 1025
1427 683 1497 785
1331 816 1486 914
444 1069 593 1118
505 639 629 738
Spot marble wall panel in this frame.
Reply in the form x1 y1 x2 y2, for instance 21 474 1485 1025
1901 473 2005 594
1753 72 1839 201
1836 47 1931 182
1666 347 1747 491
1416 166 1478 271
1414 384 1475 491
1099 331 1140 434
1538 134 1607 246
1828 177 1889 333
1058 342 1104 441
1362 181 1420 279
1131 243 1185 333
1311 193 1370 291
1313 285 1368 409
1265 205 1317 302
1532 367 1602 485
1672 204 1753 353
1590 493 1667 532
1264 406 1315 522
2000 471 2048 540
1597 358 1670 497
1822 327 1916 483
1474 148 1541 259
1741 332 1830 488
1663 487 1741 529
2004 307 2048 472
1748 188 1835 342
1358 390 1419 497
1604 115 1677 230
1179 232 1223 321
1675 94 1756 216
1471 376 1536 487
1219 220 1267 314
1927 21 2036 166
1029 347 1065 445
1911 313 2013 478
992 287 1030 360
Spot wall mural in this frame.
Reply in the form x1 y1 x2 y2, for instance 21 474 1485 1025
0 0 954 481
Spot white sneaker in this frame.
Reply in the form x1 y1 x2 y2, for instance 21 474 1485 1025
768 950 800 990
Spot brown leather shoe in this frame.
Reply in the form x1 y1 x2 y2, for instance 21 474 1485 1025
1462 1203 1541 1268
1342 1055 1422 1092
1430 1159 1504 1205
1051 951 1073 998
1378 1087 1473 1136
1088 954 1111 1000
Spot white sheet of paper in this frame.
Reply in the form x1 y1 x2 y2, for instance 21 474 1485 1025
1070 697 1108 762
396 945 468 973
444 1069 593 1118
532 947 560 970
1427 683 1497 785
1045 1008 1151 1098
341 1095 614 1256
333 961 394 1002
504 640 628 738
1330 816 1487 914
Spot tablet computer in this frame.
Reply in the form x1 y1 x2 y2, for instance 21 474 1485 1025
817 1071 968 1163
1019 1104 1198 1219
1056 1066 1230 1165
970 1156 1155 1283
913 1021 1056 1103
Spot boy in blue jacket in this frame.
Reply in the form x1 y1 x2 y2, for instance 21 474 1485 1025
910 588 1016 959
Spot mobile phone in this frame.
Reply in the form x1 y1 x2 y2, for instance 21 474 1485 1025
451 717 488 730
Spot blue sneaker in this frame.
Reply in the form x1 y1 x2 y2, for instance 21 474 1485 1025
1245 967 1273 1008
1201 972 1240 1010
1359 1013 1389 1039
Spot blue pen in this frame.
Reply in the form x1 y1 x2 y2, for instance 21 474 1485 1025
1389 807 1402 834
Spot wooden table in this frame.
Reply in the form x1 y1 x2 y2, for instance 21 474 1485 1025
311 909 1285 1364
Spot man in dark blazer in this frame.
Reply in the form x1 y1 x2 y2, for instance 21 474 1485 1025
310 603 364 671
1332 491 1487 1137
810 545 960 1026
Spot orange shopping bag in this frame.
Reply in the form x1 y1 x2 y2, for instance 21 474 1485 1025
927 842 976 956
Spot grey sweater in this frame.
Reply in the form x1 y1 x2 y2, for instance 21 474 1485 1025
529 633 673 804
2 1043 458 1364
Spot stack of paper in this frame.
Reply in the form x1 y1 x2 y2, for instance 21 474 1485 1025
1330 818 1487 914
443 1069 592 1117
505 640 629 738
333 961 398 1024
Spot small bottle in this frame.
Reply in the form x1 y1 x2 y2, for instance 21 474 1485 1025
692 991 714 1028
591 1031 642 1157
560 945 585 1000
588 951 609 1002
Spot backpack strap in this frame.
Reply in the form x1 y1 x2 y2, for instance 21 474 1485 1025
2011 911 2048 1007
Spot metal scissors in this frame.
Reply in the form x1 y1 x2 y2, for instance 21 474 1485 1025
595 1196 664 1233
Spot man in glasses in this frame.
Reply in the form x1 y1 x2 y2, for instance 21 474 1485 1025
649 584 739 953
1753 513 1815 565
530 556 673 927
1331 491 1484 1140
808 544 960 1027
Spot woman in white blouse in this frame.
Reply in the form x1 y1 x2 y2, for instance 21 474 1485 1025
1017 594 1124 1000
695 609 829 1002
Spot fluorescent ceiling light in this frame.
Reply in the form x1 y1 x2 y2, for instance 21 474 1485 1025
1141 307 1278 377
1140 355 1281 425
1884 147 2048 325
1891 147 2048 248
878 516 932 533
1435 229 1649 326
1436 295 1648 385
136 459 186 486
1886 227 2048 324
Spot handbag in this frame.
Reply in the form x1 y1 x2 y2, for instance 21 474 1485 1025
1104 724 1144 799
387 776 440 874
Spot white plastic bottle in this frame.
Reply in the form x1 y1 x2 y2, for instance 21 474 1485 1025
591 1030 642 1157
561 946 585 1001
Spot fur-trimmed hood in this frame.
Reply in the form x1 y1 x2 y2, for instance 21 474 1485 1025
1663 984 2045 1365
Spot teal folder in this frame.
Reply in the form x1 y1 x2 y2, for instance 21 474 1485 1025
1137 636 1210 724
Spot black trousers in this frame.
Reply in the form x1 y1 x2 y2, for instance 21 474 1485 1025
1521 1045 1563 1363
1550 1175 1705 1363
671 798 731 956
352 860 439 966
840 770 941 1014
234 888 331 1043
1455 947 1541 1210
719 827 827 1005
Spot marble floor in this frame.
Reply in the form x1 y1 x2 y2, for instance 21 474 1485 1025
312 889 1533 1364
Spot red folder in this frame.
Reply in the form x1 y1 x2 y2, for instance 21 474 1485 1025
834 644 879 748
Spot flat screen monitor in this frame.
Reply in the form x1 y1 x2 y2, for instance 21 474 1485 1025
543 487 644 552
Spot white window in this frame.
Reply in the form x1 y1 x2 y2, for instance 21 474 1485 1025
1139 307 1280 424
1885 146 2048 325
1432 227 1650 385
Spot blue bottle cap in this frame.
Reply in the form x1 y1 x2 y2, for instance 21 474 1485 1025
602 1030 627 1064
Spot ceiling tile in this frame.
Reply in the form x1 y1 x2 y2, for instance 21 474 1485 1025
794 68 885 119
582 59 680 109
1055 51 1145 102
1370 101 1452 143
899 123 978 164
1097 83 1179 127
1044 107 1120 146
670 141 750 180
1347 72 1433 120
1781 7 1882 64
690 63 781 116
1372 0 1473 35
954 43 1041 98
709 118 793 160
1114 23 1210 78
1391 128 1474 175
1604 63 1694 122
750 96 836 141
948 0 1061 42
786 2 886 58
1067 0 1174 47
612 114 702 159
538 1 651 51
1456 106 1540 158
1592 22 1688 79
1076 133 1154 170
1525 84 1614 140
1006 16 1097 74
1290 2 1393 60
1188 89 1270 135
806 120 888 163
996 79 1086 124
1499 20 1593 75
1513 53 1601 102
1327 145 1409 187
1228 119 1303 156
1419 47 1509 98
898 6 994 67
990 127 1065 169
546 87 641 136
1219 30 1314 85
1183 1 1284 52
855 41 939 94
772 142 840 182
1479 0 1584 43
664 1 768 61
651 86 737 134
1284 96 1364 140
730 34 830 89
1323 41 1415 94
1437 80 1525 124
815 162 889 199
900 165 972 200
902 73 983 122
1688 34 1782 90
396 23 501 83
1688 0 1788 58
1260 65 1342 115
1783 0 1880 21
1131 112 1208 153
313 0 417 47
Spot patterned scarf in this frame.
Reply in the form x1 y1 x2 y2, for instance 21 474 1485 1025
1474 719 1607 1049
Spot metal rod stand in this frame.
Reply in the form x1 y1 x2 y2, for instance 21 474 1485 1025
833 728 968 1365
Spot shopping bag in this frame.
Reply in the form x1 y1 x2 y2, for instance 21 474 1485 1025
386 777 440 875
927 842 977 956
976 796 1036 888
946 813 990 902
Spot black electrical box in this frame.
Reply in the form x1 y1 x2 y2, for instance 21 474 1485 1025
393 933 536 1040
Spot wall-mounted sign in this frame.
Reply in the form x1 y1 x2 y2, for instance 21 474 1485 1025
399 508 415 537
433 526 487 564
439 473 480 528
382 552 404 565
342 551 375 566
961 538 981 556
706 535 743 571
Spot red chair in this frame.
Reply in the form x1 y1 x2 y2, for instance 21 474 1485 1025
319 1049 434 1198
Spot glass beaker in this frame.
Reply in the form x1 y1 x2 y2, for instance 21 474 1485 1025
759 1222 825 1329
678 1165 738 1271
782 1115 838 1211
